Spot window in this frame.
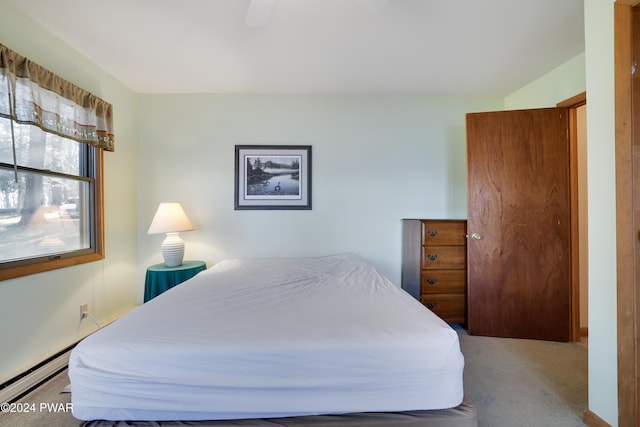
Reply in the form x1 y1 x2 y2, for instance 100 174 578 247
0 44 113 280
0 123 103 274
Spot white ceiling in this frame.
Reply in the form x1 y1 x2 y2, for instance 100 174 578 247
6 0 585 97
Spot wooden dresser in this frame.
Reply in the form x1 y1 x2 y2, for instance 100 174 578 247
402 219 467 324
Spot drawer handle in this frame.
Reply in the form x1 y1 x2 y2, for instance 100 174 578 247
425 302 437 310
426 278 438 285
427 254 438 261
427 230 438 237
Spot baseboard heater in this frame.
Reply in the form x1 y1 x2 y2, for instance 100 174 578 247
0 342 77 403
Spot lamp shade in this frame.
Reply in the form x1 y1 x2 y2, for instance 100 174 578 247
147 202 194 234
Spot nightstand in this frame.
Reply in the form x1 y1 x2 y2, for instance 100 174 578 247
144 260 207 302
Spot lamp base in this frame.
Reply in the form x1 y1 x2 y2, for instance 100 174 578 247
161 232 185 267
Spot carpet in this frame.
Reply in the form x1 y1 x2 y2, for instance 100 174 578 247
456 325 588 427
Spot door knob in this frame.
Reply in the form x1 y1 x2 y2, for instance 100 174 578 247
469 233 482 240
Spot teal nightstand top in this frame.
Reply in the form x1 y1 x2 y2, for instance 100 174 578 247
144 260 207 302
147 260 207 272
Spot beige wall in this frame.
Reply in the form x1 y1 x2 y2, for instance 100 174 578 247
504 53 586 110
136 94 503 287
585 0 617 423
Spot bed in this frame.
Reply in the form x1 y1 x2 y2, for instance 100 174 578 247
69 253 476 426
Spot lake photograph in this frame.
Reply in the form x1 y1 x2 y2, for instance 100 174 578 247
245 155 301 198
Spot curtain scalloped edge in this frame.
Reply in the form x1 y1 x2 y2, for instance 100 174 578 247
0 43 115 152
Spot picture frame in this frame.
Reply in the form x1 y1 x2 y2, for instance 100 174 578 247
234 145 312 210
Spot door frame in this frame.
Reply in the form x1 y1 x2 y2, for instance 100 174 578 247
558 92 587 343
614 2 638 426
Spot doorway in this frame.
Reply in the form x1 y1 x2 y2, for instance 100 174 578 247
558 93 588 342
575 103 588 342
465 99 585 342
466 108 572 341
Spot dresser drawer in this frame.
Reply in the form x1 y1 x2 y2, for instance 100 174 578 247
421 221 466 246
420 294 466 321
421 270 466 294
421 246 466 269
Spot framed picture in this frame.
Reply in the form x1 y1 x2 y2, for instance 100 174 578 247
234 145 312 210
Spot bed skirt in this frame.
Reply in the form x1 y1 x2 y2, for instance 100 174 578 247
79 399 477 427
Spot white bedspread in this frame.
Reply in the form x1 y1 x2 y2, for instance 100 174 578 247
69 253 464 421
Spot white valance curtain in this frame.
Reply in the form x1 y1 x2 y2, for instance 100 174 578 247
0 43 115 152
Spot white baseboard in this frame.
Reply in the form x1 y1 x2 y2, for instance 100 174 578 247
0 346 73 403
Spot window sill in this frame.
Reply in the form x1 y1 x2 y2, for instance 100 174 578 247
0 252 104 281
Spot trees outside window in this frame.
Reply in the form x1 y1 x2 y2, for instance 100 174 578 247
0 120 103 279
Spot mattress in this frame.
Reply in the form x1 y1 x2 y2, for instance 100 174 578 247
69 253 465 421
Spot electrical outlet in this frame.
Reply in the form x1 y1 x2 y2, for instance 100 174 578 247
80 303 88 319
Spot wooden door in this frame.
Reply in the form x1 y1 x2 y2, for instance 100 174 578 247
466 108 571 342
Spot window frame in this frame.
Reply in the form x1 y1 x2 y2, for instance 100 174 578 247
0 147 104 280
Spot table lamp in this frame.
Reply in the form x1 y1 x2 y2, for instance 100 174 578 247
147 202 194 267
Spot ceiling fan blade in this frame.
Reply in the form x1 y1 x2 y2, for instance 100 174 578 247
246 0 275 27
